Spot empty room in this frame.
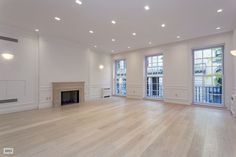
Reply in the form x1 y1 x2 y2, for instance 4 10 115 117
0 0 236 156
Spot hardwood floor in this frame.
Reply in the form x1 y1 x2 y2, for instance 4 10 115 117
0 97 236 157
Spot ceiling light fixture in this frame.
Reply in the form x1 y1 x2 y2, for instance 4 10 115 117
54 17 61 21
177 36 180 39
128 46 131 49
112 38 116 42
144 5 150 10
1 53 14 60
132 32 136 36
111 20 116 24
75 0 82 5
161 24 166 28
89 30 94 34
94 45 97 48
111 50 114 53
216 27 221 30
35 29 39 32
149 41 152 45
217 9 223 13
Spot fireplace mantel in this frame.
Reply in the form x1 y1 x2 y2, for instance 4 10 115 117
52 82 85 107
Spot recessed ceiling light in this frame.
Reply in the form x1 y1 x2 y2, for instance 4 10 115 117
1 53 14 60
128 46 131 49
54 17 61 21
111 20 116 24
132 32 136 36
217 9 223 13
216 27 221 30
89 30 94 34
112 38 116 42
161 24 166 28
144 5 150 10
111 50 114 53
177 36 180 39
75 0 82 5
35 29 39 32
94 45 97 48
149 41 152 45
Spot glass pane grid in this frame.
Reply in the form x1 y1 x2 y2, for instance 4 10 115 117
146 55 164 99
115 60 127 96
193 47 223 105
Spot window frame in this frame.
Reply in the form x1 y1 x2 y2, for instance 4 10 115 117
114 59 127 96
145 53 164 100
192 45 225 107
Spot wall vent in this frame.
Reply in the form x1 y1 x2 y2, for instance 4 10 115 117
0 36 18 43
0 99 18 103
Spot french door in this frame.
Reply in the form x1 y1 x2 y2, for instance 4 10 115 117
193 46 224 106
115 59 126 96
145 55 164 99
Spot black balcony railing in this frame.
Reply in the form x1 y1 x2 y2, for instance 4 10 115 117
116 83 126 95
146 84 163 98
194 86 222 104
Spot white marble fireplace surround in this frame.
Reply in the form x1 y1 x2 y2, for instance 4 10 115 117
52 82 85 107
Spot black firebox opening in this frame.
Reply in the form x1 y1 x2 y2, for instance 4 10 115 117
61 90 79 105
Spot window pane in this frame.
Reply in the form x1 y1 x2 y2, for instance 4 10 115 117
203 49 212 58
158 56 163 62
194 64 204 75
194 77 203 86
205 66 213 75
194 50 202 59
153 56 158 63
202 58 211 66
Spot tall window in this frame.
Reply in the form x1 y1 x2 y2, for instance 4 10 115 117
145 55 163 98
115 59 126 96
193 46 224 105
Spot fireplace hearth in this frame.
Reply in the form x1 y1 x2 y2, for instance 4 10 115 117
61 90 79 105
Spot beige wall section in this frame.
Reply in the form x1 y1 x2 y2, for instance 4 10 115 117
113 32 234 107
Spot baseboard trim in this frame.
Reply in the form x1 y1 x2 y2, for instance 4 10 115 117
164 99 191 105
126 95 143 100
39 102 52 109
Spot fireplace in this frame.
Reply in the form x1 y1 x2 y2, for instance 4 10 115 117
61 90 79 105
52 82 85 107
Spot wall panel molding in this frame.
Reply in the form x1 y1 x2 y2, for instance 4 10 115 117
0 102 37 114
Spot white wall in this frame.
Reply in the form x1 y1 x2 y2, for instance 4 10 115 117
0 25 39 114
113 32 234 108
88 50 112 99
39 35 112 107
0 25 112 113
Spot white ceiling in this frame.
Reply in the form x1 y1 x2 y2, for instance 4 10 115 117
0 0 236 53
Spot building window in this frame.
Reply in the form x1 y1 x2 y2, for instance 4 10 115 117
145 55 163 98
193 46 224 105
115 59 126 96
